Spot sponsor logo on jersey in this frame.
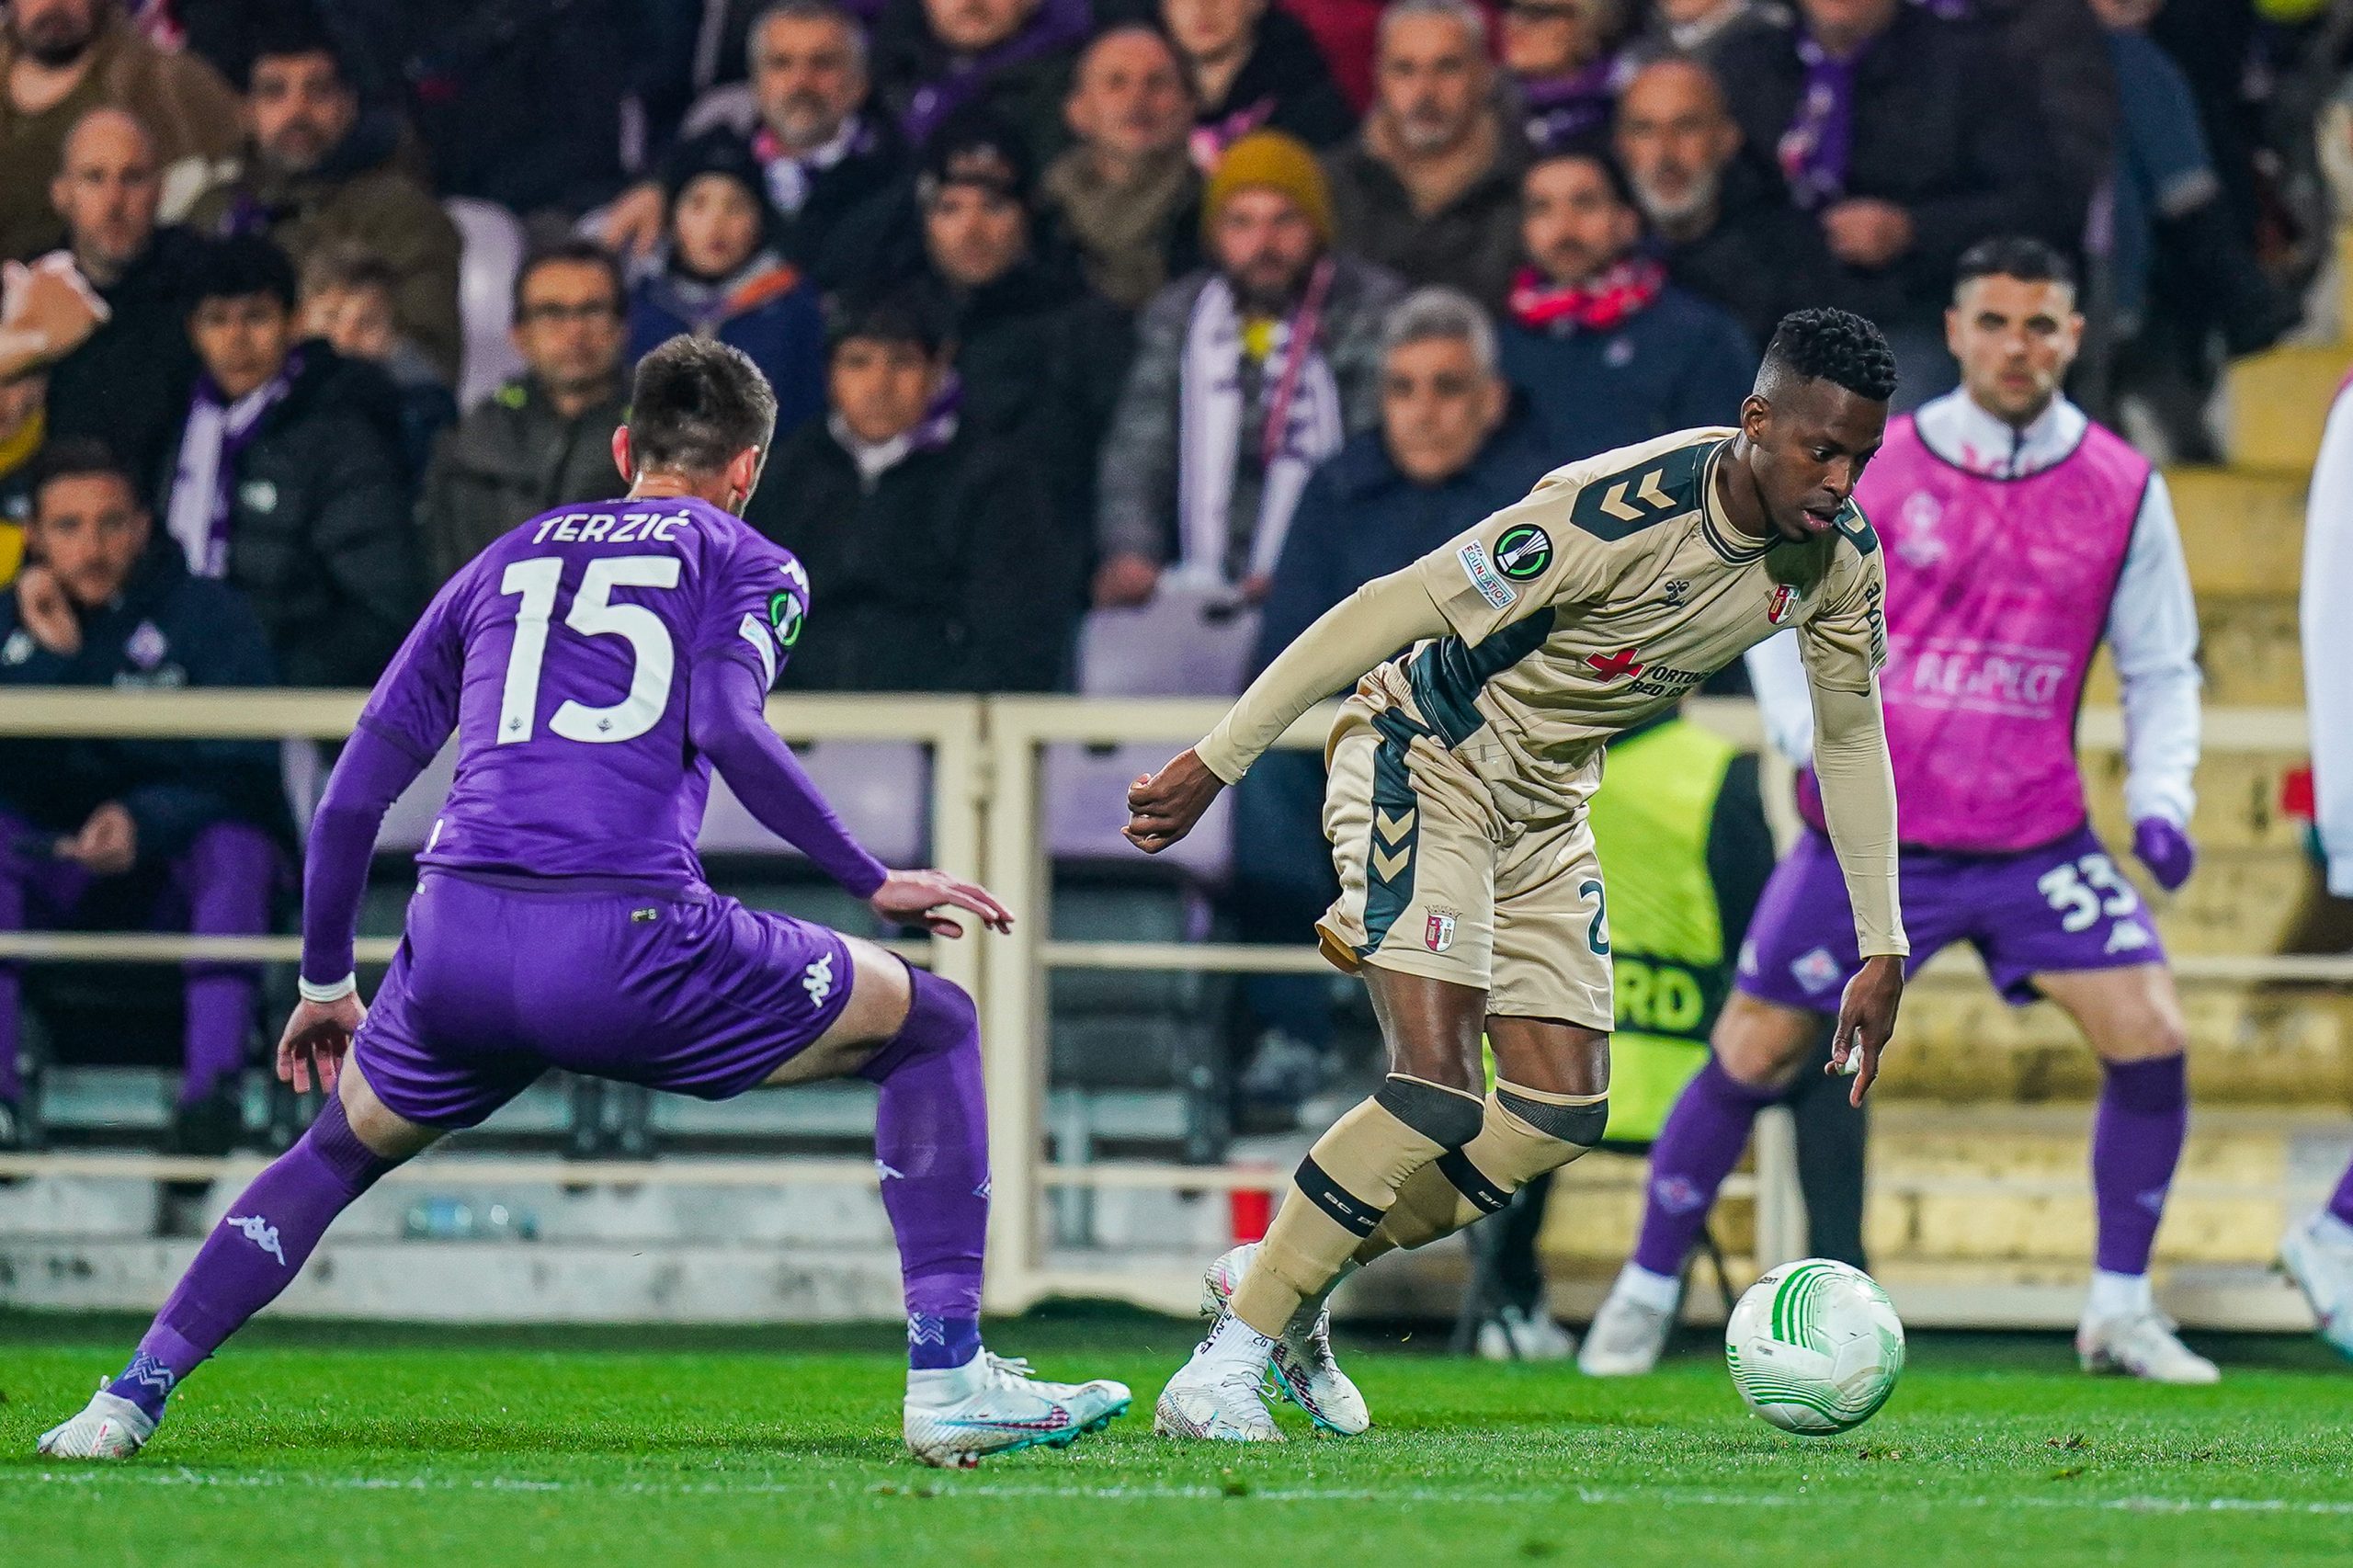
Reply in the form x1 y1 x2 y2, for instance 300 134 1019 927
1455 540 1519 610
1425 909 1458 952
1768 584 1797 624
1495 524 1553 580
226 1213 287 1267
1586 646 1645 681
1790 947 1843 994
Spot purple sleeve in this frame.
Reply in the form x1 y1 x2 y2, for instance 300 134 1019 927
687 654 890 898
300 721 435 984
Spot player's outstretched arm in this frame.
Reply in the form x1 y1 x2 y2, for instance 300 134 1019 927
1809 679 1908 1106
687 654 893 898
1123 570 1450 853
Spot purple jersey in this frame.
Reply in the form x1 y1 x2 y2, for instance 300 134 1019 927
358 496 808 884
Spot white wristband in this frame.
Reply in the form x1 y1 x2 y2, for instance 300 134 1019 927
299 972 357 1004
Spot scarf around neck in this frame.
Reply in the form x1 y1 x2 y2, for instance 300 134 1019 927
1508 256 1665 333
751 115 877 215
1042 145 1196 308
901 0 1094 145
165 351 301 579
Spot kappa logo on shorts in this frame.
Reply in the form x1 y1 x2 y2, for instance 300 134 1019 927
1425 909 1458 952
802 952 835 1008
1456 540 1519 610
1790 947 1843 994
2106 923 2154 955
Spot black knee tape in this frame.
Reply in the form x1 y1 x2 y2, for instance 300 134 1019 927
1436 1150 1512 1214
1374 1074 1486 1149
1293 1155 1383 1237
1497 1088 1608 1147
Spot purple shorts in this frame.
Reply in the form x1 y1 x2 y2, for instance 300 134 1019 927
354 870 856 1129
1737 822 2166 1011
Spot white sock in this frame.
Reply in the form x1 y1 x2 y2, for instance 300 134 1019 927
1614 1261 1682 1314
2315 1211 2353 1250
2086 1268 2153 1323
905 1346 987 1403
1197 1310 1276 1369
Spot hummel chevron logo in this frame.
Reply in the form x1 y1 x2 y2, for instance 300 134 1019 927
1597 471 1674 522
1371 805 1415 881
227 1213 287 1267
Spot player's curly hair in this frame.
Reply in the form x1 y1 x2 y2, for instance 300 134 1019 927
1759 308 1899 405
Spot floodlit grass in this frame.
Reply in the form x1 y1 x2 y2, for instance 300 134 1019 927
3 1310 2349 1566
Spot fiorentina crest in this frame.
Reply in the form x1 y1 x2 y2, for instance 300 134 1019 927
1425 911 1457 952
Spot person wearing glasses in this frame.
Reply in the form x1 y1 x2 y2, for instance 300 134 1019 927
417 242 632 586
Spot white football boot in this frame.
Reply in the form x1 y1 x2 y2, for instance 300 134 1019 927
2076 1309 2221 1384
2279 1211 2353 1361
1154 1313 1285 1442
37 1388 157 1460
903 1350 1131 1468
1202 1243 1370 1436
1476 1303 1578 1362
1578 1270 1677 1377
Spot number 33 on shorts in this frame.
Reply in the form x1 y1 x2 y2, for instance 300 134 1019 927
2035 853 2141 934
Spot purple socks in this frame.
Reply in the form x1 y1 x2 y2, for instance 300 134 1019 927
1632 1055 1780 1278
860 968 990 1370
107 1094 395 1419
2330 1160 2353 1230
2091 1053 2188 1276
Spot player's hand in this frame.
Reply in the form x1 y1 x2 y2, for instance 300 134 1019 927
0 254 108 366
57 801 135 876
1124 747 1225 854
598 182 667 261
870 869 1014 938
2132 816 2196 892
1822 199 1915 268
1827 953 1904 1106
277 992 366 1095
15 565 80 655
1091 551 1160 608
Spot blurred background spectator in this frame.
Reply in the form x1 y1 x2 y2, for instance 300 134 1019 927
1500 143 1749 458
1629 0 1783 61
0 369 43 578
1043 22 1202 311
870 0 1093 160
748 291 1076 691
1500 0 1630 152
297 241 456 476
1231 285 1552 1122
1159 0 1353 161
0 0 240 261
625 130 826 440
1094 130 1401 608
1324 0 1527 306
186 14 463 384
418 240 630 585
0 439 282 1155
160 233 417 687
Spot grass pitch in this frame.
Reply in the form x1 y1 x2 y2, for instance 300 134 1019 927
3 1309 2349 1568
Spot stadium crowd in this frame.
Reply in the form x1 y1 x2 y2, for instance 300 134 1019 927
0 0 2346 1153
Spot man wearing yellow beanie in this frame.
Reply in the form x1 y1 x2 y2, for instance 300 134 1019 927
1094 130 1404 610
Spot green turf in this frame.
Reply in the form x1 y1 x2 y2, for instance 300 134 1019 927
4 1311 2350 1567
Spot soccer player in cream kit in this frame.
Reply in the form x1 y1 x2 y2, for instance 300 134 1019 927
1126 308 1911 1440
1588 237 2215 1384
38 338 1129 1469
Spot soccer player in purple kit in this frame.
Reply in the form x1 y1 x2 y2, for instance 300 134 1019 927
1585 238 2215 1383
36 336 1131 1468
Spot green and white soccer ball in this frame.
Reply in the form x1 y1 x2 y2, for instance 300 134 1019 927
1724 1258 1905 1435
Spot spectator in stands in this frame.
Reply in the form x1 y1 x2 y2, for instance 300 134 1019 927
747 291 1077 691
0 369 43 581
1498 143 1750 459
1231 287 1554 1123
904 108 1130 549
0 0 241 261
601 0 908 274
1041 23 1202 312
418 241 631 585
1628 0 1785 62
1499 0 1629 152
186 15 464 386
28 108 202 500
1974 0 2115 247
1324 0 1529 307
626 131 827 443
870 0 1094 163
1711 0 2072 405
160 234 418 687
1164 0 1355 161
298 242 455 478
1612 57 1831 349
0 439 285 1155
1095 131 1403 608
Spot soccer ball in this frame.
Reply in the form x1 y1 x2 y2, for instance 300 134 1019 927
1724 1258 1905 1435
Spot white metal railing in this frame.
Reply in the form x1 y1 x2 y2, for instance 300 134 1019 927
0 690 2336 1320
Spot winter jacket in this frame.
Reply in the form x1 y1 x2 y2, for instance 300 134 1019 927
155 345 424 688
1323 114 1530 309
1654 162 1839 352
0 543 287 861
745 415 1077 692
45 226 206 506
869 0 1091 166
626 255 826 441
419 376 632 585
1497 283 1754 462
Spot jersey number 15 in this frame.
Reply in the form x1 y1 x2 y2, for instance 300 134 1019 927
495 554 681 746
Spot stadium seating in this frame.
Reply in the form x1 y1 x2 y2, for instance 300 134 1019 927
444 198 529 410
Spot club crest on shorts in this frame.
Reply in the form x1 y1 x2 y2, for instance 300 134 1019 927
1791 946 1842 994
1768 584 1798 624
1425 909 1458 953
